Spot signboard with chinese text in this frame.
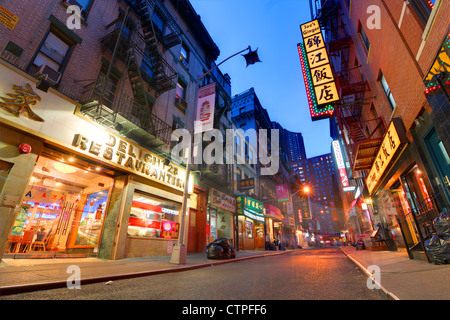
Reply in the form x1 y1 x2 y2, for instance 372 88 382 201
239 177 255 190
194 83 215 134
286 201 294 215
332 140 349 187
366 118 408 195
298 19 339 121
236 195 264 222
276 184 289 202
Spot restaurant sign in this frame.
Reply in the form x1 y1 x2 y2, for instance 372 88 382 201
236 195 264 222
298 19 339 121
366 118 408 195
210 188 236 213
72 132 190 192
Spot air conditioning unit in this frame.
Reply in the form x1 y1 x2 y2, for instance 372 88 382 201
35 64 62 85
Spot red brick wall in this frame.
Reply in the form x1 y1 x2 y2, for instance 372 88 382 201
0 0 123 97
342 0 448 136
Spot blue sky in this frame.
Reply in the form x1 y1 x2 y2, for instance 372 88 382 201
190 0 333 159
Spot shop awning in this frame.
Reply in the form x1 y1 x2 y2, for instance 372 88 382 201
264 204 283 221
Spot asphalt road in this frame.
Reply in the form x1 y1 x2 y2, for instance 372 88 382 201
2 248 384 301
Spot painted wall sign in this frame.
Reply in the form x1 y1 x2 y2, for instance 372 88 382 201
366 118 408 195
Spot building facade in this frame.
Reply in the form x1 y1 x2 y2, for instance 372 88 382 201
295 154 342 235
310 0 449 257
0 0 231 261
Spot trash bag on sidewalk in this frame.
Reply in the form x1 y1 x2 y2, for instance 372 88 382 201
425 235 450 265
433 215 450 238
207 244 224 259
206 238 236 260
213 237 230 251
265 241 277 250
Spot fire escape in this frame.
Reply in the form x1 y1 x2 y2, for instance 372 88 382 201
316 0 385 172
79 0 180 148
199 79 234 191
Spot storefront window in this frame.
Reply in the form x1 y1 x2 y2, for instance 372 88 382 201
127 192 181 239
207 207 217 243
8 154 114 253
245 220 253 238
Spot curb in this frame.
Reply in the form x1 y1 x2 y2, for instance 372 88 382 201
0 250 291 296
340 248 400 300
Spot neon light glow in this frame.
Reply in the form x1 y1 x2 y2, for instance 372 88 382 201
298 43 335 121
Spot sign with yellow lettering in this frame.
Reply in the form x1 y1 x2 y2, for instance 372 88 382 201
366 118 408 195
298 19 339 121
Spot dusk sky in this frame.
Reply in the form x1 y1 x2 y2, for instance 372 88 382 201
190 0 333 159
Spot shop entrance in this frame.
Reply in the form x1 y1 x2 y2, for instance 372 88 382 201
207 206 234 246
6 152 114 257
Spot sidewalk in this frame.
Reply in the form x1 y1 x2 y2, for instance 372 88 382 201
0 249 291 296
340 246 450 300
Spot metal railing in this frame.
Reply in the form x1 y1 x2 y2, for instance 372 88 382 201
396 188 446 261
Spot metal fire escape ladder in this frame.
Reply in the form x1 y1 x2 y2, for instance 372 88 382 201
127 0 178 97
79 7 174 147
314 0 382 172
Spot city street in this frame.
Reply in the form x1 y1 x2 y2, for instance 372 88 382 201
1 248 384 300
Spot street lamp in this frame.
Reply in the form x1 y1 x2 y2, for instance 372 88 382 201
170 46 261 265
302 185 315 232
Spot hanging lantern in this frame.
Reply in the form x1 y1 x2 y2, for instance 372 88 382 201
243 47 262 67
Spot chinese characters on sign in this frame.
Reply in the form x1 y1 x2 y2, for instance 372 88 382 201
276 184 289 202
239 178 255 190
0 84 44 122
298 19 340 121
236 195 264 222
332 140 349 187
366 118 408 194
194 82 215 134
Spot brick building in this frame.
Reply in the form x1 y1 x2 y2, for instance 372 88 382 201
308 0 449 257
0 0 234 261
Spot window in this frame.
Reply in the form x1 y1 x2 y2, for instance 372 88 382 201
358 21 371 52
66 0 95 19
7 154 114 252
128 193 181 239
176 81 186 100
32 31 71 73
175 80 187 112
379 71 397 110
180 42 190 69
152 10 165 36
409 0 435 26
